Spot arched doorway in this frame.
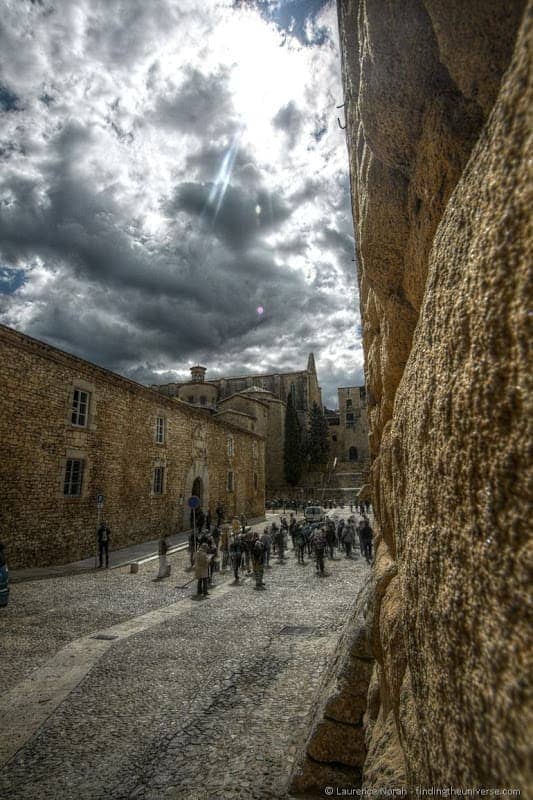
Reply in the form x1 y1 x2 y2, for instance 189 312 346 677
191 476 203 505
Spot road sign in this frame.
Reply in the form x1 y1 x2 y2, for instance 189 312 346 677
96 493 105 509
187 495 200 509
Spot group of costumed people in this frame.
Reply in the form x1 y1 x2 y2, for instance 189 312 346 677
188 511 374 596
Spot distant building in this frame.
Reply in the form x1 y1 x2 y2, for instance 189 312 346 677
323 386 370 500
153 354 322 493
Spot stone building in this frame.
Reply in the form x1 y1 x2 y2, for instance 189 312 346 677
0 324 265 569
154 354 322 494
324 386 370 500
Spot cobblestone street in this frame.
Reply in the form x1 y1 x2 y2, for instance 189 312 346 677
1 515 369 800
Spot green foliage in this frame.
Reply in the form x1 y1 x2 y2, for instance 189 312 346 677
284 392 304 486
306 401 330 466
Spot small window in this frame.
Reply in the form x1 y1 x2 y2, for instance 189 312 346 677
153 466 165 495
346 399 353 409
64 459 84 496
252 441 258 459
71 389 90 427
349 447 358 462
200 395 207 406
188 395 194 403
346 412 354 422
227 435 234 457
254 472 258 491
156 417 165 443
227 471 234 492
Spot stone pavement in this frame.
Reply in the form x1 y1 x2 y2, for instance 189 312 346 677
0 514 370 800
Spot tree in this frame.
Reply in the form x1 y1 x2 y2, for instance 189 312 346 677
284 392 304 486
306 401 330 467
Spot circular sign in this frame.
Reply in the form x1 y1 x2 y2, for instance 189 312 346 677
187 495 200 509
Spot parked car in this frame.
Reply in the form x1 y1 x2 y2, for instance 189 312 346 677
304 505 325 524
0 544 9 607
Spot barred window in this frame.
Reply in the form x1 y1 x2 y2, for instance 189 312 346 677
153 466 165 495
64 459 84 496
156 417 165 443
227 471 234 492
227 435 234 457
71 389 90 427
252 441 258 459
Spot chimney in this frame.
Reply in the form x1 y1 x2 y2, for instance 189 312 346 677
190 365 207 383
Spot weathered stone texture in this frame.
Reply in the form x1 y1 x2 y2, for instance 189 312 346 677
0 325 265 568
337 0 531 792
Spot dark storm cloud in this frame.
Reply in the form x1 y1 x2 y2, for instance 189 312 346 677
171 182 293 251
155 66 237 136
272 101 303 148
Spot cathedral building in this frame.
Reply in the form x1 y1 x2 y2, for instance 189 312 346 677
153 354 323 493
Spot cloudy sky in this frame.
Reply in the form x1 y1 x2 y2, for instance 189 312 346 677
0 0 362 408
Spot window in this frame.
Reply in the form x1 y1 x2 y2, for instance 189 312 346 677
349 447 358 462
156 417 165 443
252 441 258 459
346 399 353 409
227 471 234 492
346 412 354 427
71 389 90 427
153 466 165 495
188 395 194 403
64 459 84 496
200 395 207 406
254 472 258 491
227 435 234 457
332 434 337 442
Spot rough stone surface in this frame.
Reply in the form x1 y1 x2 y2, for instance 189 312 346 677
338 0 532 792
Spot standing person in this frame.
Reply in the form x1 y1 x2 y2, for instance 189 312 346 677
157 535 169 579
194 543 211 598
325 522 336 560
196 508 205 534
97 521 110 569
220 525 230 571
216 504 224 527
344 521 355 559
360 517 373 564
240 513 248 535
206 508 212 531
261 528 272 568
289 514 297 550
230 534 243 583
336 518 345 550
275 526 285 562
295 525 306 565
313 528 327 577
252 535 266 589
207 537 218 585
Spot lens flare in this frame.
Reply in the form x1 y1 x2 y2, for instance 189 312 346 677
256 305 264 315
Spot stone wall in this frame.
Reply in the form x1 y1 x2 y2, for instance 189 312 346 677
305 0 531 793
0 324 265 568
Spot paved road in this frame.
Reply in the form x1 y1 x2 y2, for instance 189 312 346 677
0 514 369 800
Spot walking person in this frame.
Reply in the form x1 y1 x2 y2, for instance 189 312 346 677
359 517 374 564
252 535 266 590
344 521 356 558
194 543 211 598
188 529 197 567
313 528 327 577
295 525 306 565
97 521 110 569
220 525 230 571
325 522 336 560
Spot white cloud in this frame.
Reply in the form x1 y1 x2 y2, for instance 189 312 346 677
0 0 361 409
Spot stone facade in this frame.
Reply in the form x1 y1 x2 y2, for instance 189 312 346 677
0 324 265 569
314 0 532 793
154 355 322 494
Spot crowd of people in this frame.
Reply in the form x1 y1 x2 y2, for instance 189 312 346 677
187 509 374 597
